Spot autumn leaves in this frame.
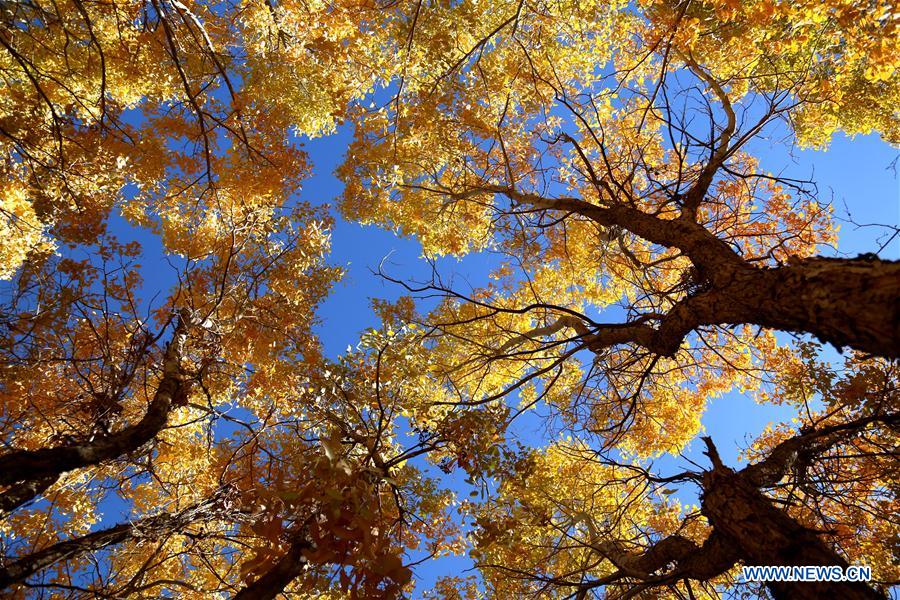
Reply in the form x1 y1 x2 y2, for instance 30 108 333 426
0 0 899 597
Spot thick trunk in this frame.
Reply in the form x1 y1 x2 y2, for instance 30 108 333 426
0 387 179 486
576 256 900 361
741 257 900 359
701 467 885 600
496 186 900 359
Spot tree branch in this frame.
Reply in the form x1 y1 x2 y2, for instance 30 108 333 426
0 311 192 491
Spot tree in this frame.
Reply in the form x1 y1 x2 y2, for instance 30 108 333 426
0 0 451 594
0 0 464 594
0 486 237 590
0 0 897 597
336 0 899 596
341 0 899 354
337 0 899 452
465 350 898 599
0 253 458 596
0 304 193 514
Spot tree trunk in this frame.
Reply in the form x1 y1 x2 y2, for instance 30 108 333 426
0 383 181 486
497 187 900 359
739 257 900 359
0 476 58 515
701 466 885 600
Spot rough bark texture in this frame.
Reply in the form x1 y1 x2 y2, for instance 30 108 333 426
701 468 883 600
579 257 900 359
743 257 900 359
601 425 893 598
599 531 739 582
495 186 900 360
699 438 886 600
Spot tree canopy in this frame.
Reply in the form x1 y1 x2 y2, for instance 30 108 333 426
0 0 897 598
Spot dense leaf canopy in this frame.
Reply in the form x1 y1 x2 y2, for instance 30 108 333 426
0 0 897 598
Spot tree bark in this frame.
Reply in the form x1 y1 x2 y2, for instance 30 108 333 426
491 186 900 359
569 255 900 360
736 257 900 359
700 440 886 600
589 424 893 598
0 314 190 494
0 488 230 590
0 476 57 515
